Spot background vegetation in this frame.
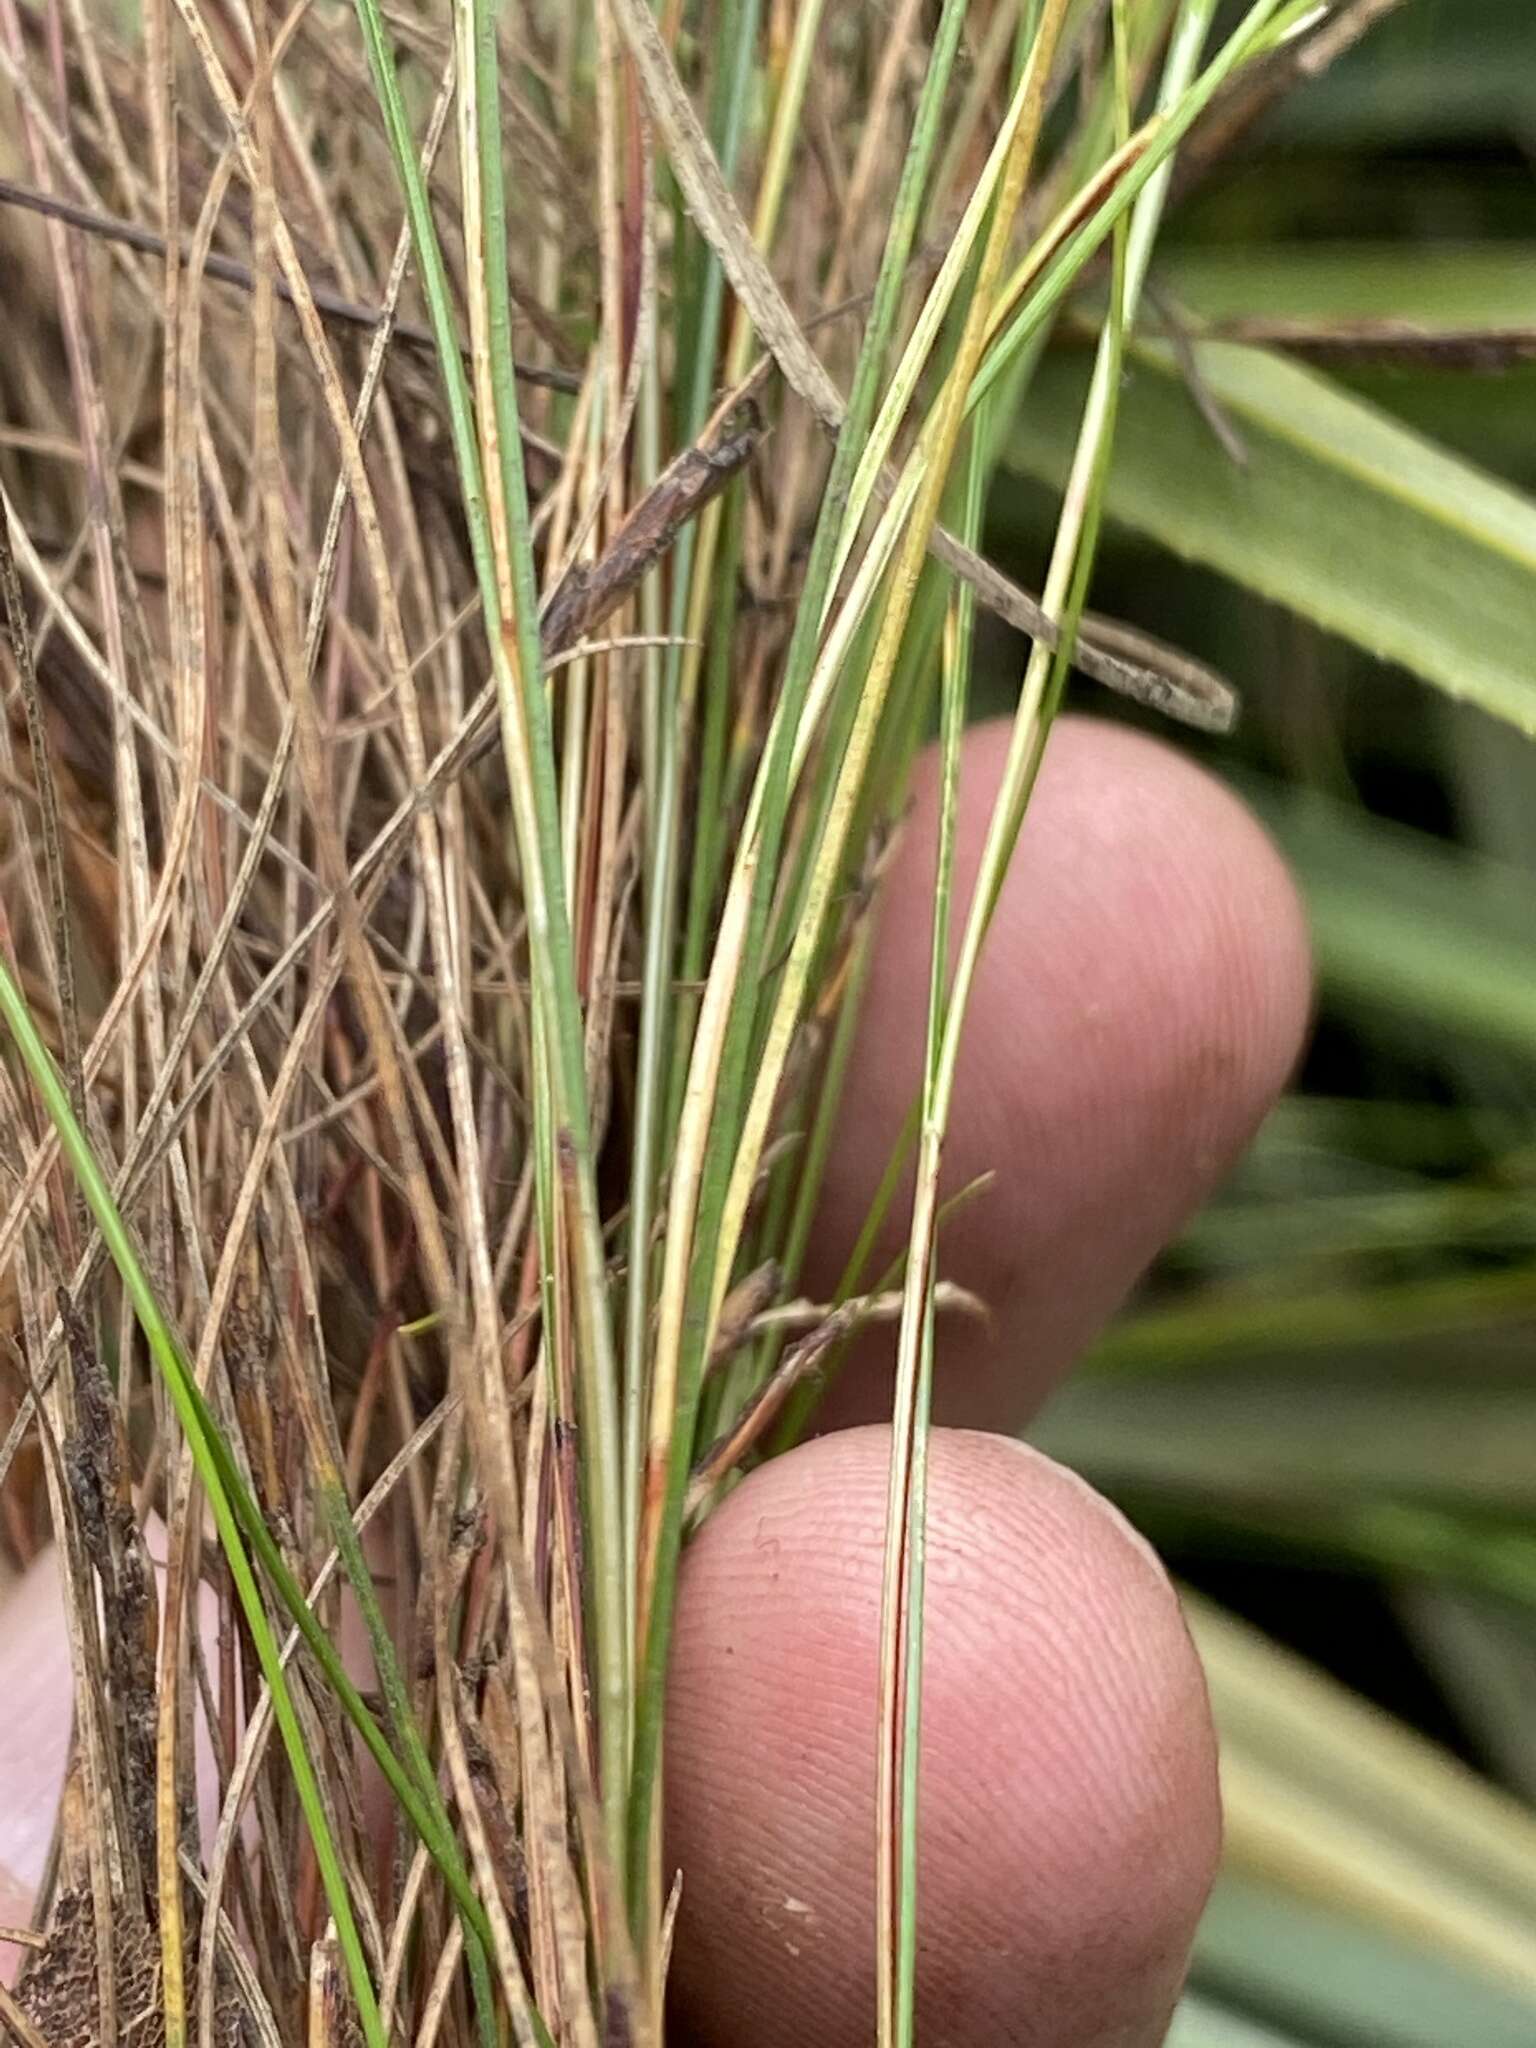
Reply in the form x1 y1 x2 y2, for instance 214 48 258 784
1004 4 1536 2040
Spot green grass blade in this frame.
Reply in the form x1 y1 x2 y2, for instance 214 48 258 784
878 4 1213 2016
626 0 762 1663
458 0 629 1873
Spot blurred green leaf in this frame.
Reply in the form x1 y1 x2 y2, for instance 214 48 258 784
1244 779 1536 1064
1185 1600 1536 2004
1329 366 1536 481
1258 0 1536 147
1003 20 1536 2041
1175 1181 1536 1268
1195 1877 1536 2048
1162 241 1536 327
1003 340 1536 731
1400 1587 1536 1806
1080 1262 1536 1377
1166 1991 1313 2048
1037 1370 1536 1511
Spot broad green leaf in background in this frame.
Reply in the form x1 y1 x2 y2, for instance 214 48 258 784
1002 340 1536 732
1151 237 1536 479
1246 777 1536 1063
1258 0 1536 147
1185 1595 1536 1969
1161 241 1536 328
1175 1180 1536 1267
1003 11 1536 2045
1399 1587 1536 1808
1165 1991 1311 2048
1194 1878 1536 2048
1030 781 1536 1392
1067 1260 1536 1379
1035 1369 1536 1512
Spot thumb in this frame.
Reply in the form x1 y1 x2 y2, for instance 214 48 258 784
0 1544 72 1953
0 1522 266 1978
0 1519 391 1983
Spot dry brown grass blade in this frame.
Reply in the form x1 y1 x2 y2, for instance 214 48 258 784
607 0 844 426
0 168 580 385
430 1509 560 2048
0 506 83 1128
166 18 565 1832
684 1282 985 1519
0 613 506 1371
197 1400 456 2045
4 1270 131 2048
1202 315 1536 369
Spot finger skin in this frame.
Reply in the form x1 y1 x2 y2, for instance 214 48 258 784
810 715 1312 1432
0 1528 294 1984
0 1547 71 1955
666 1427 1220 2048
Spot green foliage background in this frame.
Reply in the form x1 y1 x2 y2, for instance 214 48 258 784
990 5 1536 2038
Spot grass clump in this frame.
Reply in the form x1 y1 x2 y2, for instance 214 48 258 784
0 3 1471 2045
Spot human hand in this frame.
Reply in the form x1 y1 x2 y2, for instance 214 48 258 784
0 715 1311 2047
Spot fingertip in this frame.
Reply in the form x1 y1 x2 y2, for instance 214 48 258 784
666 1426 1219 2047
0 1883 33 1990
0 1519 255 1945
814 714 1312 1430
0 1546 71 1921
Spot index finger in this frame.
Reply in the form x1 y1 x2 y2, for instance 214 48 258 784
804 714 1311 1435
